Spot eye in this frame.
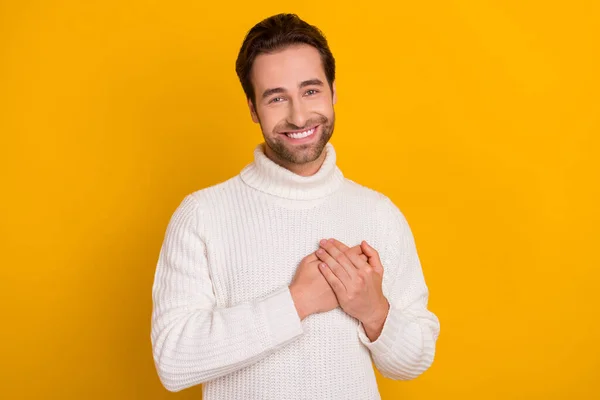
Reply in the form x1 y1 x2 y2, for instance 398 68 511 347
269 96 285 104
305 89 319 96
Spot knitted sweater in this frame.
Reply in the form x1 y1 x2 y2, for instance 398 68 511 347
150 142 440 399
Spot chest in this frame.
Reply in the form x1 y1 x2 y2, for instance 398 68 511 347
204 200 383 307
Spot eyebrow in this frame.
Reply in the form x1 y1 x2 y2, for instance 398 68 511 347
261 79 325 100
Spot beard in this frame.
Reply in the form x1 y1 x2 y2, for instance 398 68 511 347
263 113 335 165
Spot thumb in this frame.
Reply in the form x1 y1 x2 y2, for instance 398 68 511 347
361 240 374 255
361 241 384 274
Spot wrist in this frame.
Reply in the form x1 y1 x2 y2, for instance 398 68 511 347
361 299 390 340
289 285 309 320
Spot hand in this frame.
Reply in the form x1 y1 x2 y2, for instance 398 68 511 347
290 244 368 320
316 239 389 335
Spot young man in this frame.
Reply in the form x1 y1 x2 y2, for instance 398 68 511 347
151 13 440 399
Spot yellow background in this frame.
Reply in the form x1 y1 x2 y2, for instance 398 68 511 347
1 0 599 398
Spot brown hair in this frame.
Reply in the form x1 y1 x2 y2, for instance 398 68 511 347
235 13 336 106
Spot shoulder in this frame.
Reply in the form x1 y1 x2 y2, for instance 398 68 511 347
185 175 243 208
168 175 243 220
342 178 387 202
342 178 401 213
342 178 411 229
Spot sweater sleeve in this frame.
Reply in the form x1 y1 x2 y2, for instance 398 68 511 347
356 196 440 380
150 195 304 392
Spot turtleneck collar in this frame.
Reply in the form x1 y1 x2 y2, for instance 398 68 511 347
239 142 345 200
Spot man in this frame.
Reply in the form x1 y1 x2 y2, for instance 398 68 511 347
151 13 440 399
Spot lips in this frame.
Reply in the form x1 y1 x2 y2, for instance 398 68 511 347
281 125 319 140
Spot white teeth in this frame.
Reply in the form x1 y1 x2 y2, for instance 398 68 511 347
286 127 315 139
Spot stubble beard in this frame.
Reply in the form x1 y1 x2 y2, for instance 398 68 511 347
264 113 335 165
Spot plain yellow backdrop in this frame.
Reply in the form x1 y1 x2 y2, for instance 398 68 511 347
1 0 599 398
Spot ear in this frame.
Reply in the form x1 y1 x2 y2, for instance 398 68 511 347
332 81 337 105
247 98 259 123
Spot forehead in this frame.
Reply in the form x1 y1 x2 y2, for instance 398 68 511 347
250 44 326 90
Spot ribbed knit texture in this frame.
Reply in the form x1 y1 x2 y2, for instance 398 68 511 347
151 142 440 399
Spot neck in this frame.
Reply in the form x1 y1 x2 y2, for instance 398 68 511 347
239 141 345 200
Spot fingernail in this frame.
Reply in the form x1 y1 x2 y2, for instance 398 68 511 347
320 239 327 246
328 238 334 243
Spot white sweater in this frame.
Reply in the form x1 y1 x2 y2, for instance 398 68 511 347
151 142 440 399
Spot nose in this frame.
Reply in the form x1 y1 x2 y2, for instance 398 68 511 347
287 99 309 129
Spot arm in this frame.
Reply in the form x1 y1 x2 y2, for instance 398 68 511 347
356 197 440 380
150 195 304 392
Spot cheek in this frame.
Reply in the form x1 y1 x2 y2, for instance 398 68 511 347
258 108 287 132
313 100 334 118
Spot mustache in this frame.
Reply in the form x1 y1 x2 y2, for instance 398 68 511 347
275 116 329 133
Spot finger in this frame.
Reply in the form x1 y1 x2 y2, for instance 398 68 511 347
316 246 352 288
319 262 345 296
306 249 364 263
304 252 318 262
346 244 368 262
329 239 365 258
351 248 368 262
345 249 371 271
329 238 350 251
361 241 384 275
329 239 367 261
319 239 359 279
326 240 366 271
327 239 367 262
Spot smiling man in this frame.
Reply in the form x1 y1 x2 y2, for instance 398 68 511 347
247 44 334 176
151 13 440 399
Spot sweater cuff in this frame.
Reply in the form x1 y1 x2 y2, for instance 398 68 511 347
357 305 410 356
258 286 304 348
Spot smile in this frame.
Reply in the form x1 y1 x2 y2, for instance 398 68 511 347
284 126 318 139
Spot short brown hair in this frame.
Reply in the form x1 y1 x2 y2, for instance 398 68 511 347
235 13 336 106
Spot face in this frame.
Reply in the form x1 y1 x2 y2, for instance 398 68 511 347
248 44 337 169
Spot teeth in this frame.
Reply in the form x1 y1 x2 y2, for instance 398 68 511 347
286 127 315 139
